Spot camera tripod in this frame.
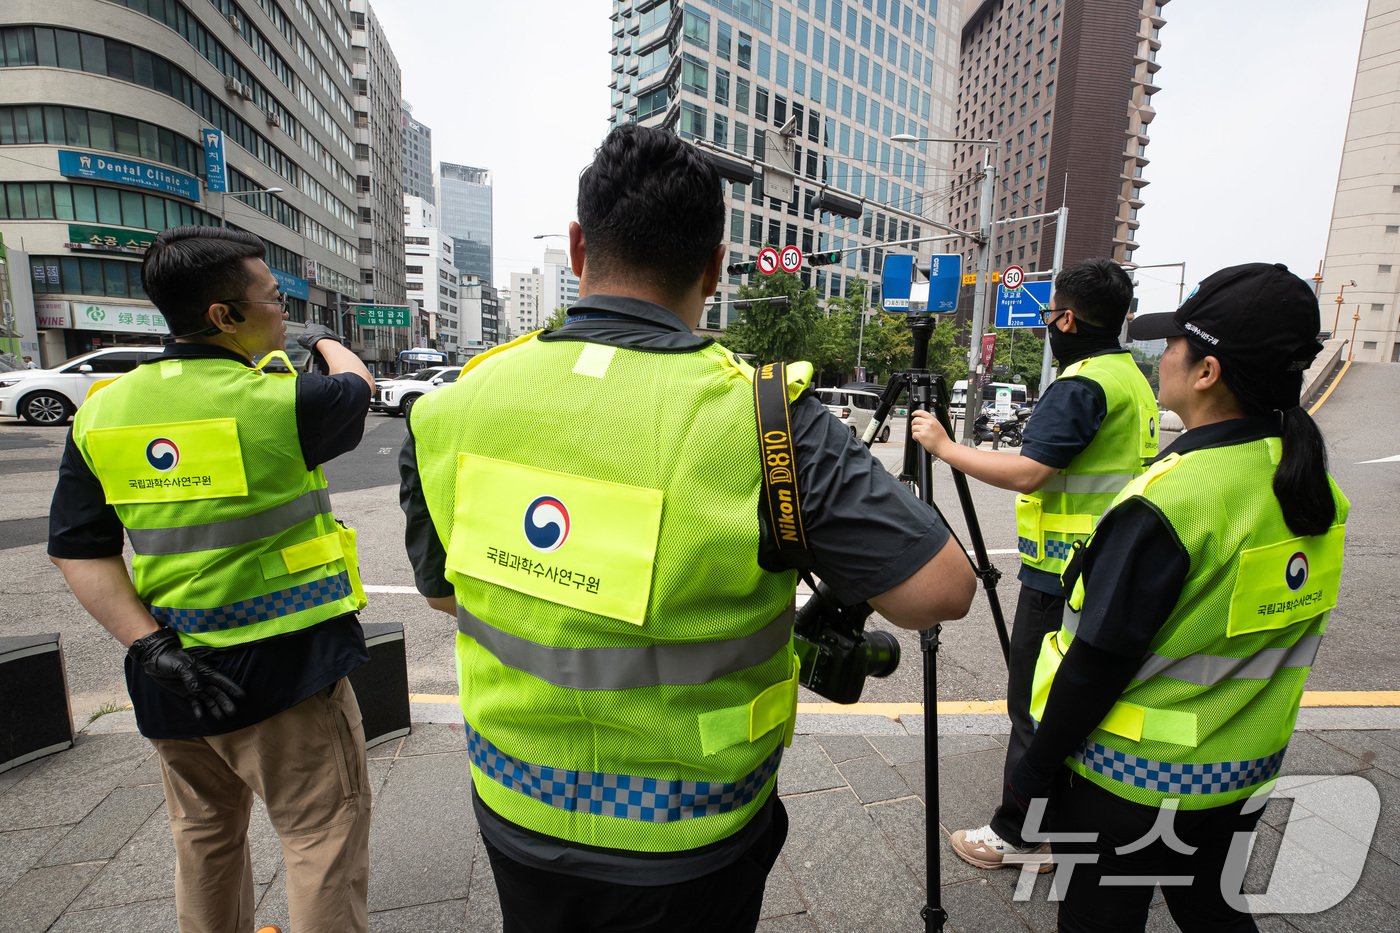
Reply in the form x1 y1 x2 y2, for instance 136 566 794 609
866 313 1012 932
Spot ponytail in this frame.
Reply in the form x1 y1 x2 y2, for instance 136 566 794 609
1274 406 1335 537
1185 342 1335 537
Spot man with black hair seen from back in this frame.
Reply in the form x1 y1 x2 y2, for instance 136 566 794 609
911 257 1160 871
400 123 975 933
48 225 375 933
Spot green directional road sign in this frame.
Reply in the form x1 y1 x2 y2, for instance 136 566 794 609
355 305 411 327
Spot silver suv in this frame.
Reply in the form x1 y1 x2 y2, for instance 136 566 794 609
0 346 164 425
814 387 889 443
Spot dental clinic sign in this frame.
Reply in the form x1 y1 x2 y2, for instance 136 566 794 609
74 303 168 335
58 150 200 202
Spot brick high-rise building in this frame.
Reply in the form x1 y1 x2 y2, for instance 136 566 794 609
947 0 1166 275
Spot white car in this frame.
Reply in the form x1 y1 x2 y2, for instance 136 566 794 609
375 366 461 418
814 387 890 442
0 346 165 426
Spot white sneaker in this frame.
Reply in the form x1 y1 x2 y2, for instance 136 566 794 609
950 824 1053 873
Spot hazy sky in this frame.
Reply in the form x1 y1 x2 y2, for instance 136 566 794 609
372 0 1370 308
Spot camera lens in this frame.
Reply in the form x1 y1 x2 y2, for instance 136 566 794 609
862 630 901 679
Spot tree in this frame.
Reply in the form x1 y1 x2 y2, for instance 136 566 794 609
809 305 857 384
925 317 969 388
858 312 914 383
719 268 819 363
542 305 568 331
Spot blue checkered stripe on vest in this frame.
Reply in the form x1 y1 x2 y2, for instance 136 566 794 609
1076 741 1286 796
465 722 783 822
151 572 352 634
1017 536 1039 559
1043 538 1075 561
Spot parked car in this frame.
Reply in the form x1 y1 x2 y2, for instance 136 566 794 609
0 346 165 425
815 387 889 442
374 365 461 417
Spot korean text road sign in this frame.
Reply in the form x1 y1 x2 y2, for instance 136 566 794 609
355 305 411 327
757 247 780 275
780 245 802 273
995 280 1053 328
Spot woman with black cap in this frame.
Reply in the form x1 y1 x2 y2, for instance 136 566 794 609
987 263 1350 931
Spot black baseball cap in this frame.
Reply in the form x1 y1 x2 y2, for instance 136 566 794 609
1128 263 1322 373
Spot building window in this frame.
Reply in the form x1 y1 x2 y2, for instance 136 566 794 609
1387 225 1399 234
1381 265 1393 274
1363 341 1378 350
1372 303 1385 311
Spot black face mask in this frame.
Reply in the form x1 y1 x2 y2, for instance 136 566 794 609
1048 319 1121 367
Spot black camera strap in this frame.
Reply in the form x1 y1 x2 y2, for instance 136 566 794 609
753 361 815 571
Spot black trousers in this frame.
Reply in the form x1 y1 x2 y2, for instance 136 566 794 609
1052 774 1264 933
482 796 789 933
1003 586 1067 789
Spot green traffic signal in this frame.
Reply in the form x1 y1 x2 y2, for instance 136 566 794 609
808 251 842 267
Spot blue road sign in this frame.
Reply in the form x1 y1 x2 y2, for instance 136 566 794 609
996 280 1053 328
881 254 914 311
203 129 227 194
925 254 962 312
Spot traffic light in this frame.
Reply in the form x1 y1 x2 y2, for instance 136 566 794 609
808 250 843 267
727 261 759 275
807 188 865 220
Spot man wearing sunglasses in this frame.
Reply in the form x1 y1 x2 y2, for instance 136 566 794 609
48 225 375 933
911 258 1159 871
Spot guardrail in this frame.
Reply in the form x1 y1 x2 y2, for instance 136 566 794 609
1302 338 1349 409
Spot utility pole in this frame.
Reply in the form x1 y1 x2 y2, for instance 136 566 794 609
1040 205 1068 393
962 151 997 444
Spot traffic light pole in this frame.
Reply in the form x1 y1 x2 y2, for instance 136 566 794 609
1040 205 1068 395
962 152 998 445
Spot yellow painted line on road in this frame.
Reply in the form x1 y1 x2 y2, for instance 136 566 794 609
1308 359 1350 415
410 691 1400 715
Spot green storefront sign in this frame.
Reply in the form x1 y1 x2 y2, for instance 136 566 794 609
356 305 411 327
66 224 158 255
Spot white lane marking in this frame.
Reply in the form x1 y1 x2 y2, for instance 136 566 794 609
1360 455 1400 464
363 585 422 594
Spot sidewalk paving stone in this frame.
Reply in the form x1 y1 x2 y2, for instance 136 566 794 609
39 784 164 867
0 825 68 898
836 749 916 805
775 734 846 795
46 897 179 933
368 749 475 913
0 862 103 931
0 734 149 832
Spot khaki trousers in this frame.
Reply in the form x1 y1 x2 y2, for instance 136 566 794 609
152 677 371 933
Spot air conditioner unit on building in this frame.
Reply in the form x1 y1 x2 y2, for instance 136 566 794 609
227 12 240 29
264 109 278 126
224 76 242 94
240 84 254 101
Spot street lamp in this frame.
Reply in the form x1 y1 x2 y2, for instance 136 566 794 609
219 186 284 227
890 133 1000 444
1332 280 1357 337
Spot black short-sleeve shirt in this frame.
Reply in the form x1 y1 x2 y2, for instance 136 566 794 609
47 342 372 739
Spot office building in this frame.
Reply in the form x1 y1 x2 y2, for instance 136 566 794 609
607 0 961 327
458 273 500 356
401 102 434 204
404 195 459 359
439 161 493 284
350 0 407 370
948 0 1166 275
542 247 581 311
0 0 373 365
1320 0 1400 363
508 269 543 336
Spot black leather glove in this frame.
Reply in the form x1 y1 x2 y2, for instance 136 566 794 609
128 628 246 721
296 323 343 352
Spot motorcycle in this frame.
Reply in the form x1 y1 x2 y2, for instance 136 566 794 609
996 408 1032 448
972 411 997 446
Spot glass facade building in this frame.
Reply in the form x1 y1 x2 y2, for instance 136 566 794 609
608 0 961 327
439 161 493 285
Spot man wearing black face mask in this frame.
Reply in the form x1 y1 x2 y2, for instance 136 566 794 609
911 257 1160 871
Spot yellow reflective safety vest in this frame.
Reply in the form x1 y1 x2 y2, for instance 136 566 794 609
1016 351 1159 580
1031 436 1349 809
71 354 366 650
411 333 810 853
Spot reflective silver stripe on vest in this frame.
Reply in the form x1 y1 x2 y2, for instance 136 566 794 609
457 604 794 690
1040 473 1138 495
1133 635 1323 687
126 488 333 556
